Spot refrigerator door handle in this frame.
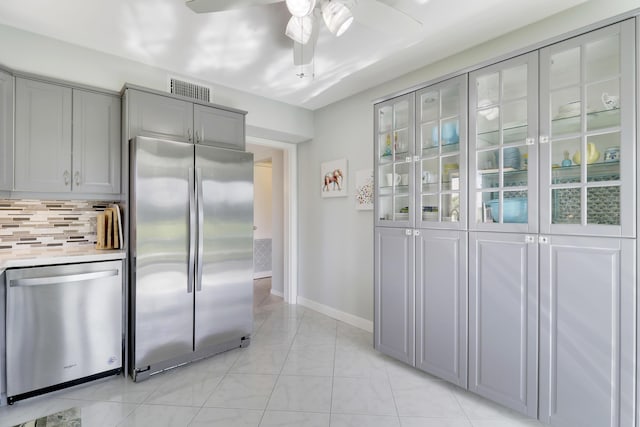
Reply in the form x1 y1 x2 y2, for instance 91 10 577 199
196 168 204 292
188 167 196 294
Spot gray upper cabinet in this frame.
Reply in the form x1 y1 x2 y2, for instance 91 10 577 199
128 89 193 142
374 227 415 365
415 229 467 387
72 90 121 194
0 70 13 191
128 89 246 151
14 78 121 195
539 19 635 238
194 104 245 150
539 235 635 427
468 231 538 417
469 52 539 234
14 78 72 192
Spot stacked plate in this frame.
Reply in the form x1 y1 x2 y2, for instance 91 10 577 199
495 147 521 170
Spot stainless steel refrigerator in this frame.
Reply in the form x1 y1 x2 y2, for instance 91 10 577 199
129 136 253 381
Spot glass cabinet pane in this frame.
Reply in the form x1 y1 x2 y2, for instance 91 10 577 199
417 76 465 227
471 55 532 228
542 21 631 234
375 95 414 225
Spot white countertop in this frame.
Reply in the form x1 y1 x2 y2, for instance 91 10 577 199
0 246 126 273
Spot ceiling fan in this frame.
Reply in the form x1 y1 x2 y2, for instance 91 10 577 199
185 0 422 71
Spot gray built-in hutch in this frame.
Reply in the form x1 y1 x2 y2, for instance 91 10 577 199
374 15 637 427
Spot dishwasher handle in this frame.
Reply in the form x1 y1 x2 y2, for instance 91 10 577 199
9 270 119 287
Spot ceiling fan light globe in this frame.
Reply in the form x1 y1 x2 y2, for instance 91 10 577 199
285 15 314 44
285 0 316 17
322 0 354 36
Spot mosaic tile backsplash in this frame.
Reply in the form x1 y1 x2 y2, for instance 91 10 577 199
254 238 272 274
0 200 120 250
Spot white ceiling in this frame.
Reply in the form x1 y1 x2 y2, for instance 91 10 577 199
0 0 588 110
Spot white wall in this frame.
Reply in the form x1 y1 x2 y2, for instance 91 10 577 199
254 164 273 240
297 0 639 325
0 23 314 143
271 150 285 295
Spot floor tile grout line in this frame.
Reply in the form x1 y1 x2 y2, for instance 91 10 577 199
328 317 338 425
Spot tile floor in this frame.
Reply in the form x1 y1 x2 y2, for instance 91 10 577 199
0 278 546 427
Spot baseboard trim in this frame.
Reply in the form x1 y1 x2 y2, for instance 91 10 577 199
297 296 373 333
254 271 272 279
270 289 284 298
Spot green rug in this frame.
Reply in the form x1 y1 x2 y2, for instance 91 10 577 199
14 407 81 427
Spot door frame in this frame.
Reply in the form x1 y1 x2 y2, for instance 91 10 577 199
247 136 298 304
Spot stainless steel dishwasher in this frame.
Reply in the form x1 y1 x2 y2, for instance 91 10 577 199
5 260 123 404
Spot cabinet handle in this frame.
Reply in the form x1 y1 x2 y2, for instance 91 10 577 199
188 128 192 142
74 171 80 186
525 137 535 145
413 230 420 236
525 235 535 243
538 235 550 244
63 170 70 186
195 131 200 143
413 155 420 162
405 229 412 236
405 156 412 162
539 135 549 144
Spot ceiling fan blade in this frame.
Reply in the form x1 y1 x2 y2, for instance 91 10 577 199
185 0 283 13
354 0 423 37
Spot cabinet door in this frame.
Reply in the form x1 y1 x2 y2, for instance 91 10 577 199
194 104 245 150
128 89 193 142
539 235 635 427
415 75 468 230
415 229 467 387
0 70 13 191
469 52 539 233
375 93 415 228
374 227 414 365
14 78 72 192
72 90 121 194
468 231 538 417
539 20 635 238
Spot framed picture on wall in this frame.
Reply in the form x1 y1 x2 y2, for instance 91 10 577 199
321 158 347 198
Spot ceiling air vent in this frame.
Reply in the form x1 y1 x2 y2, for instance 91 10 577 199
169 77 211 102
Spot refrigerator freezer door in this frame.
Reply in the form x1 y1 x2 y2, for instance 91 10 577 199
194 145 254 350
131 137 195 369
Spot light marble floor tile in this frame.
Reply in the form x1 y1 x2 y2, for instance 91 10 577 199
187 348 244 374
392 381 466 418
267 375 332 413
452 390 530 422
331 377 397 416
54 375 163 404
260 410 330 427
330 413 401 427
400 418 473 427
144 369 224 407
333 343 389 379
385 359 444 390
281 343 335 376
189 408 264 427
230 344 291 374
60 400 138 427
204 374 278 410
118 404 199 427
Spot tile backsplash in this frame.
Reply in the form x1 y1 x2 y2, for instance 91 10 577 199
0 200 119 250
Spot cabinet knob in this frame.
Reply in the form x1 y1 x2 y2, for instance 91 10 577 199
63 170 70 186
405 229 412 236
525 137 535 145
413 230 420 236
74 171 80 186
539 135 549 144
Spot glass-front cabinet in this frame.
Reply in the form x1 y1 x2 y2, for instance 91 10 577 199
469 52 539 233
539 19 635 237
375 93 415 227
415 75 467 229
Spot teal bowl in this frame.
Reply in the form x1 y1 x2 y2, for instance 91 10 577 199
486 198 528 223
